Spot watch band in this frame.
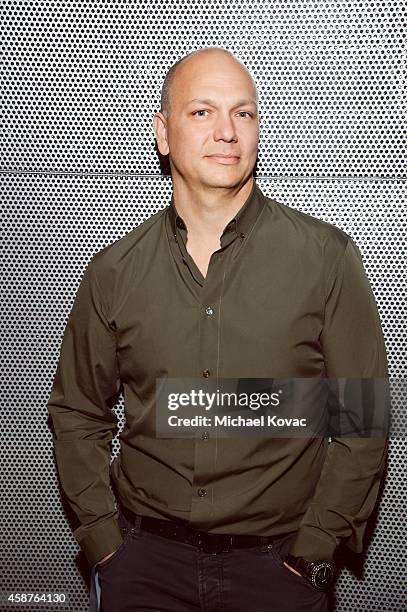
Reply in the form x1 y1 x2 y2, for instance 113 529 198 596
285 553 310 576
284 553 336 591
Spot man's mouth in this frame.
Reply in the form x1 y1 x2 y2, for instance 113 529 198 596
206 154 240 165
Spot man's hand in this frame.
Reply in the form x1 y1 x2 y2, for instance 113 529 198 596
98 549 118 565
283 561 302 577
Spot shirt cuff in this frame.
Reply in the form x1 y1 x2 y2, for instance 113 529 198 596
74 516 124 567
287 526 338 563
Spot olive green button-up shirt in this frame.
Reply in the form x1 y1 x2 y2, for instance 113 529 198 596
47 180 389 568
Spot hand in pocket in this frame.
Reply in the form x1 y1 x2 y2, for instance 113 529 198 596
99 548 119 565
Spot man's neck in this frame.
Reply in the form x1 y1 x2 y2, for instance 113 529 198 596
171 176 255 240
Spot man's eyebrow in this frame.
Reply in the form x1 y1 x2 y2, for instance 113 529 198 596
188 98 257 108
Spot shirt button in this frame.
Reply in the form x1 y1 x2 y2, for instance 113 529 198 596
205 306 214 316
239 232 245 239
201 431 209 439
198 488 207 497
202 369 210 378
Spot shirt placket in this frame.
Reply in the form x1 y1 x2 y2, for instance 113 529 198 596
175 220 240 524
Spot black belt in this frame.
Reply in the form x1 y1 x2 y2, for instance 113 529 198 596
121 505 285 555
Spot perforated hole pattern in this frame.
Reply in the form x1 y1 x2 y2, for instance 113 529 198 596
1 1 406 611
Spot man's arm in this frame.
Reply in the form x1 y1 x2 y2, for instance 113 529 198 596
47 259 124 567
287 236 389 563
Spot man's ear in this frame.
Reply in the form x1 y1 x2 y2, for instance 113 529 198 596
152 112 170 156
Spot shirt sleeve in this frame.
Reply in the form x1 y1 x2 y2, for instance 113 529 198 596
47 259 124 567
287 236 389 563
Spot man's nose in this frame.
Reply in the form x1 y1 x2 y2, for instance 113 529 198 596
213 113 238 142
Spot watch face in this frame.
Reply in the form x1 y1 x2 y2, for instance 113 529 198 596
312 562 334 590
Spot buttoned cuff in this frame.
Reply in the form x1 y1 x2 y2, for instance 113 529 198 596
287 527 338 563
74 516 124 567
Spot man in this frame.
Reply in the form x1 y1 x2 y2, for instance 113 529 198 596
47 47 389 612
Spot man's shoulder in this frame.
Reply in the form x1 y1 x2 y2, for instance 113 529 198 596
264 194 352 255
87 205 168 276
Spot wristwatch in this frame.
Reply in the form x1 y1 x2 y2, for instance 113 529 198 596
284 553 336 591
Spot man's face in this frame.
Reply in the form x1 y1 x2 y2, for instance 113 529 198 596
156 53 259 190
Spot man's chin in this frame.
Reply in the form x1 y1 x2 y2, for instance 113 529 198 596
201 179 243 190
198 170 247 190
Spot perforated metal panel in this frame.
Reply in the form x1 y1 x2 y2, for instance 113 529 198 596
1 1 405 611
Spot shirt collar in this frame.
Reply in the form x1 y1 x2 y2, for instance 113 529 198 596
167 179 265 242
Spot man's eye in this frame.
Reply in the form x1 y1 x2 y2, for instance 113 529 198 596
191 110 253 118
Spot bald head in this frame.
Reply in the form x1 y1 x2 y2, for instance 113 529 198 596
153 46 259 190
160 47 258 117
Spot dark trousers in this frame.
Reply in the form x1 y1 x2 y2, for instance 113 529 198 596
89 506 332 612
